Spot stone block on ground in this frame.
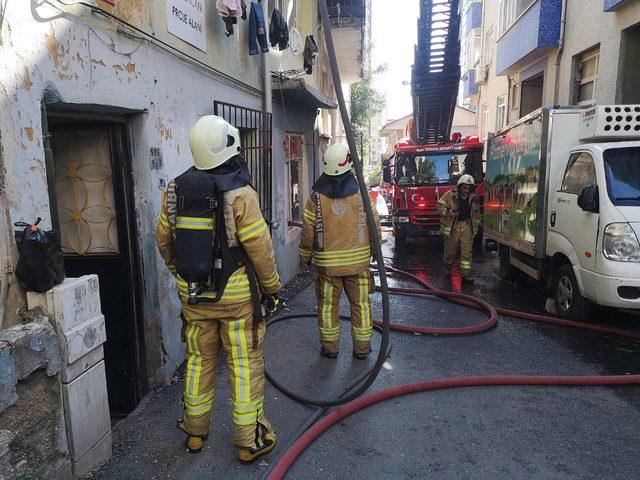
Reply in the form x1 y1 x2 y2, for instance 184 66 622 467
0 320 61 380
59 314 106 364
73 430 112 477
27 275 102 333
62 360 111 462
0 342 17 413
61 345 104 384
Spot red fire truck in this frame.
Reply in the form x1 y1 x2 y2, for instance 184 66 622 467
382 134 484 244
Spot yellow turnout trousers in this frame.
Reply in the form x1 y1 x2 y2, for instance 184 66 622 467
178 304 274 448
443 219 473 277
316 270 374 355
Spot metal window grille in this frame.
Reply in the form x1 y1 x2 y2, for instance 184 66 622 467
214 101 273 223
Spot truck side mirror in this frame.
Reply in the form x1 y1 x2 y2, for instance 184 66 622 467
577 184 599 213
382 159 391 183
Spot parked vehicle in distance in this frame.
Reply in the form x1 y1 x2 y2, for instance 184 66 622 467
369 186 391 226
484 105 640 320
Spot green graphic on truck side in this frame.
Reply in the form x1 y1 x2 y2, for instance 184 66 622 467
485 114 543 245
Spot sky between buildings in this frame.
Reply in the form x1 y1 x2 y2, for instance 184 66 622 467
371 0 419 123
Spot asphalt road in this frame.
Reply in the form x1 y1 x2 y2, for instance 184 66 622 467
90 231 640 479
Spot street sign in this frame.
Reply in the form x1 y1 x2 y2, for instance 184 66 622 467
166 0 207 52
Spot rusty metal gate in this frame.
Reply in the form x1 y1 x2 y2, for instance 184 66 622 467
214 101 273 223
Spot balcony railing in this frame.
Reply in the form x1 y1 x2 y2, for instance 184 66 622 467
326 0 366 19
326 0 368 83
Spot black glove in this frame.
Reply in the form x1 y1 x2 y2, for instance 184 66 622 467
262 293 280 317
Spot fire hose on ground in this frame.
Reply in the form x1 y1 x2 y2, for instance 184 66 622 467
262 263 640 480
257 2 640 479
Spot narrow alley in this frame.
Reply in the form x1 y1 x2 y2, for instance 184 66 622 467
2 1 640 479
90 232 640 479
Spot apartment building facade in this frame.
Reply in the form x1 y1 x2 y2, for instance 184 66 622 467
0 1 368 476
474 0 640 144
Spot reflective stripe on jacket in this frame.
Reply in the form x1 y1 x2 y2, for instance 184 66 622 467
156 183 281 308
437 188 481 237
299 191 381 277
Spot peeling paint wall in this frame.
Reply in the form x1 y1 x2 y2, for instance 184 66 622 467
0 2 265 387
0 0 344 392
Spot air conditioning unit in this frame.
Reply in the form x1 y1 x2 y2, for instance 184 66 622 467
475 64 488 86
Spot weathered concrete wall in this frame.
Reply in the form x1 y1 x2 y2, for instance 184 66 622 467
557 0 640 105
0 0 353 390
0 3 264 386
0 312 71 479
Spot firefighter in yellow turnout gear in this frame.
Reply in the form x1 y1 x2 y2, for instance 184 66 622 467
155 116 281 462
438 174 481 282
299 144 381 359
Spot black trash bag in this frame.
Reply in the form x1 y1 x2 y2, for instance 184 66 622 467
14 217 66 292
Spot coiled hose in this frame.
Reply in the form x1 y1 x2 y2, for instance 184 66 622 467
259 2 640 478
266 0 392 409
263 263 640 480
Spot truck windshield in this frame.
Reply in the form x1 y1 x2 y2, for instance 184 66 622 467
395 152 470 186
604 147 640 205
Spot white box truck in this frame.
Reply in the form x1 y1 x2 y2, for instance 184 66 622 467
484 105 640 320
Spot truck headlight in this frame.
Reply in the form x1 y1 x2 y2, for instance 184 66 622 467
603 223 640 262
395 216 409 223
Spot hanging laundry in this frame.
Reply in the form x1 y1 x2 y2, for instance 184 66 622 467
303 35 319 74
249 1 269 55
269 8 289 51
217 0 243 15
289 27 303 56
222 16 238 37
217 0 243 37
241 0 247 21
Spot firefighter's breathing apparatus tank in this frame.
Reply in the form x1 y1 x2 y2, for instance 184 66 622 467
173 115 249 305
173 169 219 304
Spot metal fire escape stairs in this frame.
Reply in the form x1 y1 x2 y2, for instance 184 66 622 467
411 0 461 144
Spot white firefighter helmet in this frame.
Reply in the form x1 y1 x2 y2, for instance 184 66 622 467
322 143 352 176
457 174 475 186
189 115 241 170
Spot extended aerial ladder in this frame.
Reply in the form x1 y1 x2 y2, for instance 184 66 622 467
411 0 461 144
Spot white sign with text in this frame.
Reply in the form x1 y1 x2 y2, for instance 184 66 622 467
166 0 207 52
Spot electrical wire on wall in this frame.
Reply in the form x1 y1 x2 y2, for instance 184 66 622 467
50 0 262 96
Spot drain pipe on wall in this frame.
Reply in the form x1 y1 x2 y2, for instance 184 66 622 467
263 1 275 229
0 207 13 330
552 0 568 106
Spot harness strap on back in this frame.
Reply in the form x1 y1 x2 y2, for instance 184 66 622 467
244 258 263 350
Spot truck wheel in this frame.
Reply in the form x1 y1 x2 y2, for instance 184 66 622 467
394 228 406 245
554 264 592 321
498 245 519 280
